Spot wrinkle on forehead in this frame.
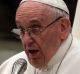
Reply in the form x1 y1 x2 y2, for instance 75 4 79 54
16 1 60 27
16 1 57 18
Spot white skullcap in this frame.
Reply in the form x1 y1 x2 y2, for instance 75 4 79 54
20 0 69 14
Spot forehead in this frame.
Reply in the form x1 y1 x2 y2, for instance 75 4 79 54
16 1 57 26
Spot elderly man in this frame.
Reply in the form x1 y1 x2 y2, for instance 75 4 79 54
0 0 80 74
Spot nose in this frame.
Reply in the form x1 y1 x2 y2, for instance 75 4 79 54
21 32 34 46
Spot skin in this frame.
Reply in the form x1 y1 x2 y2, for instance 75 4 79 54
16 1 71 69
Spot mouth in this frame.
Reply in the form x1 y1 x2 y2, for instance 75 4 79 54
26 48 40 59
28 49 39 54
25 43 41 59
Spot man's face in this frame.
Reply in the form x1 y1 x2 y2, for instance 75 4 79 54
16 2 62 69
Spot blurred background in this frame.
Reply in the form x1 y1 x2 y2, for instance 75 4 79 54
0 0 22 64
0 0 78 64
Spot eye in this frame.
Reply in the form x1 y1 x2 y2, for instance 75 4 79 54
29 25 42 34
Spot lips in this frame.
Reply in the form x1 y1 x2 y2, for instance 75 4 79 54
25 46 40 58
27 49 40 59
28 49 39 54
25 43 41 59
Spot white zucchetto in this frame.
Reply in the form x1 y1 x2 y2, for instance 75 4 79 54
20 0 69 14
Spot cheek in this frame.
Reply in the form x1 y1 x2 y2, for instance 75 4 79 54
41 29 60 49
40 29 61 62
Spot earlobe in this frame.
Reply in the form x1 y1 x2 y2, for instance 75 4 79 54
60 17 71 41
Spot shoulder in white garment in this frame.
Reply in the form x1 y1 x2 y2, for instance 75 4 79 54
58 37 80 74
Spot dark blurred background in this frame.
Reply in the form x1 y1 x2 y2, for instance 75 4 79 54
0 0 78 64
0 0 21 37
0 0 22 64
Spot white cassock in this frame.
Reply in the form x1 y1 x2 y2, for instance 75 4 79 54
0 33 80 74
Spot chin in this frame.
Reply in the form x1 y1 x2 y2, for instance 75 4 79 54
29 60 46 69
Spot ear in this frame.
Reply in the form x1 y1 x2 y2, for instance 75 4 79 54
60 17 71 41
